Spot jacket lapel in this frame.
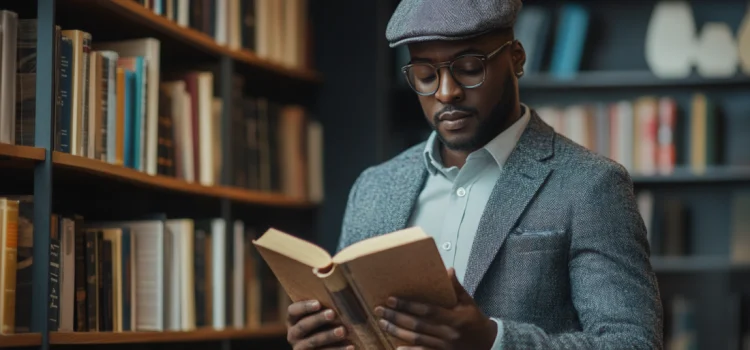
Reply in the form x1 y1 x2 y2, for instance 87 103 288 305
463 111 555 296
378 147 428 235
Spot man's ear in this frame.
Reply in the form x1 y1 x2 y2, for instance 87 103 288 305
511 40 527 76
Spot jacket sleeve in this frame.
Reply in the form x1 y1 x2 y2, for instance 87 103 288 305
498 163 663 350
336 167 369 254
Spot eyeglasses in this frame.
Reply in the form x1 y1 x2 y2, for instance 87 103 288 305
401 40 515 96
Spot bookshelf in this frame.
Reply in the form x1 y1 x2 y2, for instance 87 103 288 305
0 325 287 347
519 71 750 90
304 0 750 349
631 166 750 184
651 256 750 273
59 0 322 84
48 324 287 345
52 151 315 208
0 0 321 349
0 334 42 348
0 144 46 161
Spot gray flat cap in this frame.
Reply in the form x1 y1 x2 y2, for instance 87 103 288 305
386 0 523 47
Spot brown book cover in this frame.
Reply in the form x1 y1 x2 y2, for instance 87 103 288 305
252 227 456 350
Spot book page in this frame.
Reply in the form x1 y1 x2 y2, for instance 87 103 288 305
332 227 431 264
253 228 331 268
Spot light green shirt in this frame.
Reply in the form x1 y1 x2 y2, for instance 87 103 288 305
408 104 531 283
407 104 531 350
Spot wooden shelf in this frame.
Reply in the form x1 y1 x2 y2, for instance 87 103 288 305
518 70 750 90
0 143 46 162
651 256 750 273
60 0 322 84
49 324 287 345
0 333 42 348
52 152 316 209
632 167 750 184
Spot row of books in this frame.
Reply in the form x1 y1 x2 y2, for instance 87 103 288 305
635 190 750 260
513 3 589 78
536 93 720 176
664 293 750 350
664 295 698 350
0 11 323 201
136 0 311 69
0 196 288 334
160 75 323 200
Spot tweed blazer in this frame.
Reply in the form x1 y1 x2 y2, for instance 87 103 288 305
336 110 663 349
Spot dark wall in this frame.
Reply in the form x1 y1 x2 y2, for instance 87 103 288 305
311 0 393 253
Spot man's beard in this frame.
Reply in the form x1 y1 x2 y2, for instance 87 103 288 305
432 78 517 152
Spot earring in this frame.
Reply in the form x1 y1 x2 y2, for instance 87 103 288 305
515 70 524 78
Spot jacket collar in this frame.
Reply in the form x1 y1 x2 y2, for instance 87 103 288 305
422 104 533 176
380 106 556 243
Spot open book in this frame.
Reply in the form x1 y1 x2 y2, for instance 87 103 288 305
252 227 457 350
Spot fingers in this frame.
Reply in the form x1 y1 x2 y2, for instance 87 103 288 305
377 317 448 350
287 300 322 326
288 309 341 343
374 306 458 340
292 325 349 350
386 297 450 325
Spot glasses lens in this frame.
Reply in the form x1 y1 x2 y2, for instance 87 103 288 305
451 56 485 87
405 64 438 94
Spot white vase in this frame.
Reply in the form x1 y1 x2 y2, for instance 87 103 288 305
644 1 696 79
695 22 739 78
738 6 750 75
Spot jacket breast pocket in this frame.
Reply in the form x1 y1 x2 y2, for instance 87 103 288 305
505 228 568 254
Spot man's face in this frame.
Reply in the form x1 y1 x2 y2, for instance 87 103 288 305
406 31 525 152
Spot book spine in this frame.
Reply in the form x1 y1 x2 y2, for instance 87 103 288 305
101 240 112 331
193 229 206 327
12 199 33 333
121 229 131 331
1 199 19 334
74 219 87 331
319 266 390 350
85 230 98 331
48 215 60 331
100 55 109 162
96 232 104 330
15 19 37 146
58 217 76 332
80 33 91 157
58 35 73 153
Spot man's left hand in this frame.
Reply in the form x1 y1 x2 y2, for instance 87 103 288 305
373 267 498 350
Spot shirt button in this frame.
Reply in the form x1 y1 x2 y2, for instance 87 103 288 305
456 187 466 197
442 241 452 250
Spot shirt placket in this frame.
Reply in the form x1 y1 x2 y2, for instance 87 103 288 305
437 156 486 269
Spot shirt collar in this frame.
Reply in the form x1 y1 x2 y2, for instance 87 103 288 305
423 103 531 176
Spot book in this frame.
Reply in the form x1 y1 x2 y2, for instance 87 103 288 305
252 226 457 350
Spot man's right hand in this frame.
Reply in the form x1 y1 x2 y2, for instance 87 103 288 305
286 300 353 350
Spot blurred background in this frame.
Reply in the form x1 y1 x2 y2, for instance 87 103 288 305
0 0 747 349
314 1 750 349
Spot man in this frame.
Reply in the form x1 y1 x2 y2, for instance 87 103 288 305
286 0 663 349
